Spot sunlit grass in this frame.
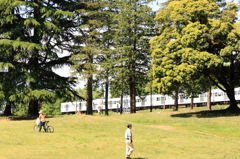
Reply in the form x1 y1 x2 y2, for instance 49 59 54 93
0 105 239 159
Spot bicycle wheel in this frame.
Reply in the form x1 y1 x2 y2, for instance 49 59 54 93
33 125 39 132
47 126 54 133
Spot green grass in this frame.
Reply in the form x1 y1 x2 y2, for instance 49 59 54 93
0 105 240 159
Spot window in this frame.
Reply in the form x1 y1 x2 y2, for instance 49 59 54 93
215 92 222 96
235 91 240 95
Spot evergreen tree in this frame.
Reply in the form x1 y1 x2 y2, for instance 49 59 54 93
0 0 82 116
70 0 107 115
95 0 120 115
112 0 155 113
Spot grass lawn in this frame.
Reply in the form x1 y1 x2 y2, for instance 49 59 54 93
0 105 240 159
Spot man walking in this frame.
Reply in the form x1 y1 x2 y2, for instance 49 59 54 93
124 124 134 159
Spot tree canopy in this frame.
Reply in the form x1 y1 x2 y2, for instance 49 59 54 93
1 0 240 115
150 0 240 112
0 0 82 115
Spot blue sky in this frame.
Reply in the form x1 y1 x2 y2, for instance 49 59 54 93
149 0 164 11
149 0 160 11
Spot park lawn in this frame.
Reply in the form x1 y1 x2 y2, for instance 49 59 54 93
0 106 240 159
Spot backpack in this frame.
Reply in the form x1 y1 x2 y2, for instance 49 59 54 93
36 117 40 125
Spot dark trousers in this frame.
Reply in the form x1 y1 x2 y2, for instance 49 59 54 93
39 121 46 132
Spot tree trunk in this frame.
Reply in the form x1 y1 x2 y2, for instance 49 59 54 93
86 76 93 115
104 77 109 116
173 88 179 111
150 83 153 112
190 96 194 110
206 88 212 110
129 75 136 113
120 89 123 114
28 99 39 116
4 102 13 116
225 87 240 112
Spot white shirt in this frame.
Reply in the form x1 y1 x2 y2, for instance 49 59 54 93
124 128 132 139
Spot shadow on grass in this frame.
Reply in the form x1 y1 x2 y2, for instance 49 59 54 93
0 116 35 121
171 109 240 118
0 115 57 121
132 158 148 159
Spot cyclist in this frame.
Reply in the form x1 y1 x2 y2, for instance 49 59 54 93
38 110 47 132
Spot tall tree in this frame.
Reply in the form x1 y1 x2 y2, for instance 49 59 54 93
0 0 81 116
0 1 23 115
94 0 119 116
151 0 240 112
112 0 155 113
70 0 107 115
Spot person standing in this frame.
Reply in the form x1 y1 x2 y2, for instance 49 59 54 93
38 110 47 132
97 106 102 116
124 124 134 159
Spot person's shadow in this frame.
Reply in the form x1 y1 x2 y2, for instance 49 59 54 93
131 158 147 159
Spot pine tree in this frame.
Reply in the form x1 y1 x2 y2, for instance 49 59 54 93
0 0 81 116
112 0 155 113
95 0 120 115
70 0 108 115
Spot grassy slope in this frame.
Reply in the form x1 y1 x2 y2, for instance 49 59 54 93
0 105 240 159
